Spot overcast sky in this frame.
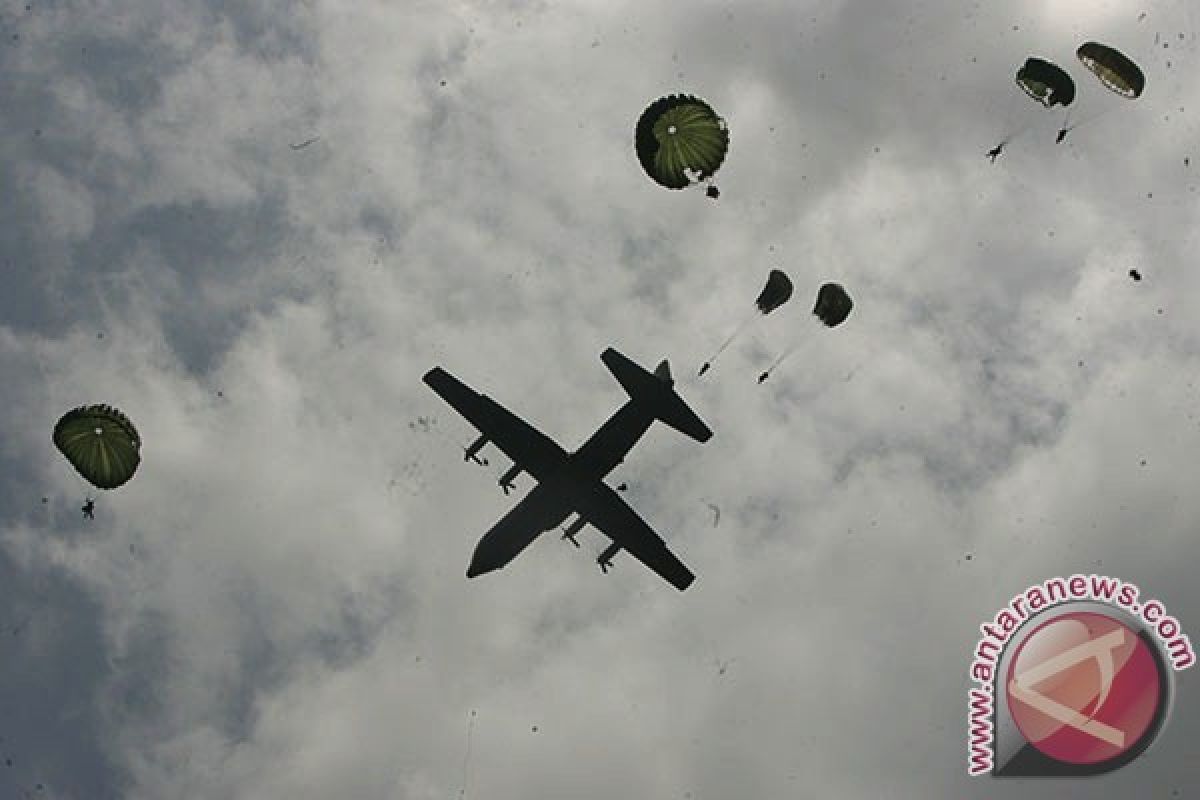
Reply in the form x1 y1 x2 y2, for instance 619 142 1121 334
2 0 1199 797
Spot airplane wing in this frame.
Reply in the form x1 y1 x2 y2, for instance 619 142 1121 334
423 367 566 479
573 483 695 591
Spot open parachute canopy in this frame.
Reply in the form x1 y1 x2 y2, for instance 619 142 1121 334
1076 42 1144 98
635 94 729 190
1015 58 1076 108
813 283 853 328
756 270 794 315
53 404 141 490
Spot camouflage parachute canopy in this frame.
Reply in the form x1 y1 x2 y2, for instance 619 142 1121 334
755 270 794 315
1077 42 1144 98
635 94 729 190
1015 57 1076 108
812 283 853 328
53 404 141 490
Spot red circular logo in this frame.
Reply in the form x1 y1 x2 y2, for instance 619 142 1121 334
1006 612 1163 765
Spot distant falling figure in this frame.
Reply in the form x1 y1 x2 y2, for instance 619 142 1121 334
759 283 854 384
1055 113 1082 144
54 404 142 519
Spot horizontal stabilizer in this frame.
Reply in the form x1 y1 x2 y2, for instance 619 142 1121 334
601 348 712 443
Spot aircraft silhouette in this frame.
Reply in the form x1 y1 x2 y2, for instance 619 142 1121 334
423 348 712 590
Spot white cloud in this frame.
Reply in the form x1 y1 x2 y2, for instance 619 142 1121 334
2 0 1198 797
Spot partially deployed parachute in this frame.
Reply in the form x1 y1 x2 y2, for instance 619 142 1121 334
1015 58 1076 108
699 269 793 377
1076 42 1144 98
53 404 141 490
813 283 854 327
756 269 794 314
636 94 728 195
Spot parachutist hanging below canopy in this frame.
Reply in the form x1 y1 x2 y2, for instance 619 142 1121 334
996 57 1075 155
759 283 854 384
53 404 141 514
1049 44 1144 142
636 94 729 198
698 269 793 377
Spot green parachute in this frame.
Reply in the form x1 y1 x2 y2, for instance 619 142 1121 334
1076 42 1144 98
53 404 141 490
1015 58 1076 108
635 94 728 197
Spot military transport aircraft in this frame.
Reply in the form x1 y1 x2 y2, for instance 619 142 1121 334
423 348 712 591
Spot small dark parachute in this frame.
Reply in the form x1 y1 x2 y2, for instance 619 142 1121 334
994 58 1074 155
636 94 728 195
699 269 794 376
813 283 854 327
756 269 794 314
1016 58 1076 108
53 404 141 490
1077 42 1144 98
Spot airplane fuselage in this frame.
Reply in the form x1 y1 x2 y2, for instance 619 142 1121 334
424 348 709 590
464 400 654 577
529 400 654 530
570 401 654 479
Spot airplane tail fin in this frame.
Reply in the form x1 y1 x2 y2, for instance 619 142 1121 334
601 348 713 443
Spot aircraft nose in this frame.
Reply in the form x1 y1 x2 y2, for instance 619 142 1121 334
466 545 501 579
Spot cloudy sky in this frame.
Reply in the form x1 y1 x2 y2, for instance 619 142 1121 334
2 0 1199 797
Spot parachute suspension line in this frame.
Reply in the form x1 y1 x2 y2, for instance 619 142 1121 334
998 87 1023 145
29 334 53 400
1002 123 1030 147
757 331 817 384
1062 105 1115 134
69 464 93 511
458 709 477 799
713 314 756 359
698 313 755 376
